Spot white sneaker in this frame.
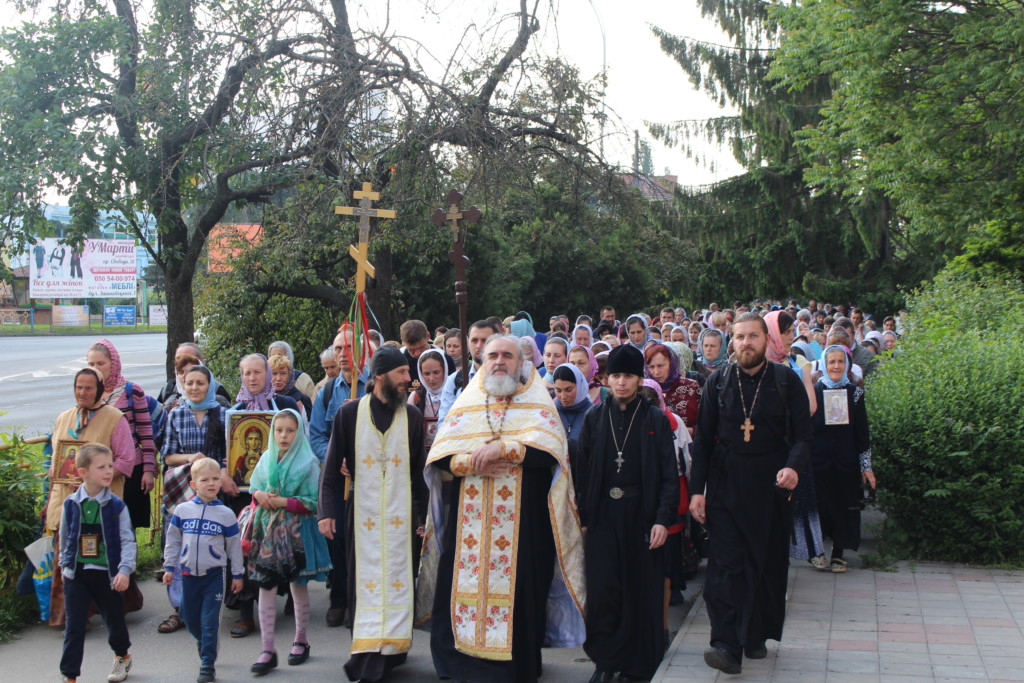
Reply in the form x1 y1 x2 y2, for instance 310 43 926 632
108 654 132 682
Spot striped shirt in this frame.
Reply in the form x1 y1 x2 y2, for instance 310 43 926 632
109 383 156 472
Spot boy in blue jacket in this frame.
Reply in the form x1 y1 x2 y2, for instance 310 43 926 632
163 457 244 683
58 443 136 683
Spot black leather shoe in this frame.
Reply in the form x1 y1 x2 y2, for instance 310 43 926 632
250 652 278 675
588 670 615 683
704 646 742 675
287 642 310 666
326 607 345 627
745 641 768 659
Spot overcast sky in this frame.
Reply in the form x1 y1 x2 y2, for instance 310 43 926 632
352 0 743 185
2 0 743 188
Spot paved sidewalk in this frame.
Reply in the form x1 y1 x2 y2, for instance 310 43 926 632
655 560 1024 682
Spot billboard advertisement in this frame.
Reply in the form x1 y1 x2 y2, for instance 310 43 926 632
104 305 136 326
52 305 89 327
149 305 168 325
27 238 137 298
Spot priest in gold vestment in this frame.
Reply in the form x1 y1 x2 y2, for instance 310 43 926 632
422 335 586 683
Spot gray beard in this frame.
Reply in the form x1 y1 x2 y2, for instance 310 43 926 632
483 373 519 398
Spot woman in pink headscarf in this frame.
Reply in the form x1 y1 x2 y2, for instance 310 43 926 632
764 311 827 569
763 311 817 415
87 338 156 529
567 343 606 404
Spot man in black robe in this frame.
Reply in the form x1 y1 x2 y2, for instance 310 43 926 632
689 312 813 675
576 344 679 683
318 347 428 682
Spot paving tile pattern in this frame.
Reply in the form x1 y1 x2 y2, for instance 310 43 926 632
655 562 1024 682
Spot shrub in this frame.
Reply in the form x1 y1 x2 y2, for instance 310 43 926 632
0 428 47 639
867 269 1024 564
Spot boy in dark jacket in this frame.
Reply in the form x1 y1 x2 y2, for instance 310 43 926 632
58 443 137 683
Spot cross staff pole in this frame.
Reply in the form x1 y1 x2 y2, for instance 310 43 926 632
432 190 482 388
335 181 396 400
336 181 395 502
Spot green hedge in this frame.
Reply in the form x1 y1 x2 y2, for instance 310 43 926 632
867 270 1024 564
0 430 46 639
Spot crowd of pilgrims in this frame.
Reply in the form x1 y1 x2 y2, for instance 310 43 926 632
43 299 901 682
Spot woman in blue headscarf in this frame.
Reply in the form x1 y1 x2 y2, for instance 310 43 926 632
696 328 728 378
511 312 546 354
158 365 228 633
810 346 875 573
551 363 591 445
624 314 651 350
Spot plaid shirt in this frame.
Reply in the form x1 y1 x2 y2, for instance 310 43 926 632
162 404 226 468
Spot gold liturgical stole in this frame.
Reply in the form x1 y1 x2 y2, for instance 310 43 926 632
351 396 414 655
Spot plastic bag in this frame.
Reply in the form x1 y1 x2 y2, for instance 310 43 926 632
25 536 54 621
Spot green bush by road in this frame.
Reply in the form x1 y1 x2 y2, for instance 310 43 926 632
868 270 1024 564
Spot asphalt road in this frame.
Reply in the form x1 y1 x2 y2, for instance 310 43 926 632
0 334 168 437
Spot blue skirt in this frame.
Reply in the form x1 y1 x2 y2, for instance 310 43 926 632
296 516 332 584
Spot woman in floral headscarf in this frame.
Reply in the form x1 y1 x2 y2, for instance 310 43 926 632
663 340 705 389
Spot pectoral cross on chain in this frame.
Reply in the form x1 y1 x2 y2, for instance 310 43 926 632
741 418 755 442
375 449 389 476
614 451 625 473
335 182 396 293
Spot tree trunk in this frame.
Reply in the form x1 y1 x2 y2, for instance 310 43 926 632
164 274 195 379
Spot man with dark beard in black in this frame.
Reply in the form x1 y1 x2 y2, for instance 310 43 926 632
689 312 813 675
318 346 428 682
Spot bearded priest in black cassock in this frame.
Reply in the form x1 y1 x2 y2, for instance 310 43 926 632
689 313 813 675
576 344 680 683
418 335 586 683
317 347 429 683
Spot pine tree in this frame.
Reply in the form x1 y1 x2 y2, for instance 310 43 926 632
650 1 928 310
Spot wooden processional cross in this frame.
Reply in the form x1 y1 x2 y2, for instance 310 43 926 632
432 190 482 387
335 182 396 294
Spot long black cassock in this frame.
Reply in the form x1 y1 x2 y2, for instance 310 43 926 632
690 361 812 663
428 448 557 683
318 395 428 683
576 394 680 680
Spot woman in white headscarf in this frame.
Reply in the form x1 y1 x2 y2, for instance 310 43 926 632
408 349 449 451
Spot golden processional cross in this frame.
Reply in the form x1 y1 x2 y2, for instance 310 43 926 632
335 182 396 292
